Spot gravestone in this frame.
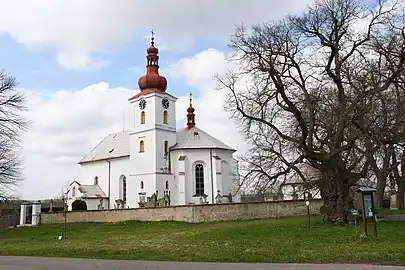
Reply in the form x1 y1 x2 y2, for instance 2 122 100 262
390 194 398 210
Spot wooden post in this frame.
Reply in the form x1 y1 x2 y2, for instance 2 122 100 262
371 192 377 239
307 204 310 228
361 192 368 237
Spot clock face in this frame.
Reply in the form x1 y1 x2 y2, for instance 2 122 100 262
139 99 146 110
162 98 170 109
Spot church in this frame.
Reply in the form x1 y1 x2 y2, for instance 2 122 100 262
66 37 241 210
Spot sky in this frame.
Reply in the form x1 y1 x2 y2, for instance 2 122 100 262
0 0 315 200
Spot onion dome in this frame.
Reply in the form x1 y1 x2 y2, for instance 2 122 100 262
137 35 167 92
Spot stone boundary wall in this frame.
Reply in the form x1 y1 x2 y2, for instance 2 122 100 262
0 214 20 229
40 199 323 224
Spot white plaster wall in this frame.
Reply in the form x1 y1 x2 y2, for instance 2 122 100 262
170 149 213 204
77 157 130 209
108 157 131 208
82 199 105 210
169 150 182 205
128 91 178 208
77 161 109 196
67 187 108 211
154 94 177 131
129 92 177 175
66 181 81 211
129 93 160 176
155 173 174 199
215 150 241 202
169 148 240 205
129 130 157 174
130 92 177 132
155 130 176 172
131 94 156 131
130 174 156 208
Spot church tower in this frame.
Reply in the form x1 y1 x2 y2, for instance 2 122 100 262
128 34 177 203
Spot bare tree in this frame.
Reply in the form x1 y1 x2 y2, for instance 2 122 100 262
354 26 405 208
217 0 405 223
0 70 28 199
390 145 405 209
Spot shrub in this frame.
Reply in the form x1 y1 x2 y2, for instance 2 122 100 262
72 200 87 211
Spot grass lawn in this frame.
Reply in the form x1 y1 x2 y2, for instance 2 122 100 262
376 209 405 216
0 217 404 265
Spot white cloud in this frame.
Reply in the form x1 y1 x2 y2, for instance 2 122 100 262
16 48 249 199
19 82 137 199
168 49 250 156
56 52 110 71
0 0 312 70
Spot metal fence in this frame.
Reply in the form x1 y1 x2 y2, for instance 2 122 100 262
0 214 20 229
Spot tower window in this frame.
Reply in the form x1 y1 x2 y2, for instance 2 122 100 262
94 176 99 185
140 181 144 190
139 140 145 152
141 111 145 124
165 181 169 190
195 164 204 196
164 140 168 155
163 111 168 124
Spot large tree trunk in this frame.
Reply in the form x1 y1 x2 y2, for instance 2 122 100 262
375 172 387 210
318 161 353 224
391 146 405 210
397 181 405 210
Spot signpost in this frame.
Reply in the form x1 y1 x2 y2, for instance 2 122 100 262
357 187 378 239
350 208 360 235
350 209 360 216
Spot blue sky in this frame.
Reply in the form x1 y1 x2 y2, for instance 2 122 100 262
0 34 228 97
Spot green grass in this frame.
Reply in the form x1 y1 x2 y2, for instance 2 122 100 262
0 217 404 265
376 209 405 216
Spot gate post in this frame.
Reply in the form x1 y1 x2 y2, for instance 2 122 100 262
31 201 42 226
19 203 29 225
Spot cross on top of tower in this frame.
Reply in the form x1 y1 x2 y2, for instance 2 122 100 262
150 29 155 45
187 92 195 129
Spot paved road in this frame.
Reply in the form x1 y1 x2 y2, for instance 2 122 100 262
0 257 404 270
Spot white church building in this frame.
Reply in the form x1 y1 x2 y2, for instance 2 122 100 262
66 37 241 210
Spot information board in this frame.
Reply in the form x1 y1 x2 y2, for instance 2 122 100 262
363 193 374 218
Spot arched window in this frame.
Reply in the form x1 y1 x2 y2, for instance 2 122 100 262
165 181 169 190
123 177 127 202
94 176 99 185
195 164 204 195
139 140 145 152
141 111 145 124
140 181 144 190
164 140 168 155
119 175 127 202
72 187 76 197
163 111 168 124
